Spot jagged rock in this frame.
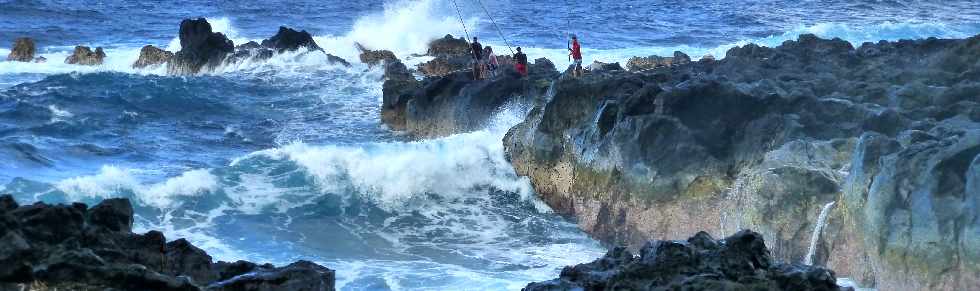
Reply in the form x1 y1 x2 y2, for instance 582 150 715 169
64 46 106 65
427 34 470 57
207 261 335 291
167 18 235 75
500 33 980 291
6 38 35 62
33 56 46 63
326 54 351 67
381 60 420 130
260 26 321 53
524 230 843 291
0 195 336 290
382 57 557 137
133 45 174 68
625 51 691 71
417 34 477 77
355 42 397 67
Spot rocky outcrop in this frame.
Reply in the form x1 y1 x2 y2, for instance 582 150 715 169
356 43 397 67
524 230 843 291
65 45 106 65
6 38 35 62
167 18 235 75
261 26 321 53
503 34 980 290
0 195 335 290
417 34 474 77
383 57 558 137
133 45 174 68
625 51 691 71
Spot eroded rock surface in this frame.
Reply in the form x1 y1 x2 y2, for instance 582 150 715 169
502 34 980 290
65 45 106 65
6 38 35 62
0 195 336 291
524 230 843 291
133 45 174 68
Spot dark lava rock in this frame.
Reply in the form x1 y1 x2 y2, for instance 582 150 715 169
133 45 174 68
260 26 321 53
207 261 335 291
524 230 843 291
5 38 35 62
383 57 557 137
64 46 106 65
0 195 336 290
167 18 235 75
626 51 691 71
502 33 980 290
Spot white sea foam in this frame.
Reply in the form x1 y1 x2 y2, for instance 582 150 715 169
248 105 534 212
55 165 219 209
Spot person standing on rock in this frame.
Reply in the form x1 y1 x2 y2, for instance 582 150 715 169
486 46 499 78
569 35 583 77
471 37 484 80
514 47 528 78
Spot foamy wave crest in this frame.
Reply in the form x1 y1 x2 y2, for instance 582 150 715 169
55 165 219 209
245 104 535 212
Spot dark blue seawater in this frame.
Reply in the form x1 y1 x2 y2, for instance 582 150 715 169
1 0 979 289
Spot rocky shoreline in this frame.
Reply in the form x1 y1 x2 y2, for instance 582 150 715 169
382 34 980 290
0 195 334 290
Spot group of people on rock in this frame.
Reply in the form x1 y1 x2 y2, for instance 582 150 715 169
469 34 582 80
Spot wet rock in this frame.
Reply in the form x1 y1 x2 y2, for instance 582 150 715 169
208 260 335 291
260 26 321 53
5 38 35 62
524 230 843 291
33 56 46 63
64 46 106 65
167 18 235 75
355 42 397 67
133 45 174 68
383 57 557 137
0 195 337 290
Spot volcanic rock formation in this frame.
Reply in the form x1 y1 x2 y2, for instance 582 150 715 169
0 195 336 291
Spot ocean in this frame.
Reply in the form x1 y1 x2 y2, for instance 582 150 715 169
1 0 979 289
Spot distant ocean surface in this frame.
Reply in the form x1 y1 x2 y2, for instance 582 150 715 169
1 0 979 289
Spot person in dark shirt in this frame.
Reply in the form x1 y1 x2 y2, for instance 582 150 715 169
471 37 483 80
514 47 528 77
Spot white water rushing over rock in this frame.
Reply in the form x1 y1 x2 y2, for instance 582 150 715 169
804 200 837 266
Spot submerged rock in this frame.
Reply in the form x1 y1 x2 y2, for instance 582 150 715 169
0 195 335 290
65 46 106 65
133 45 174 68
524 230 843 291
5 38 35 62
167 18 235 75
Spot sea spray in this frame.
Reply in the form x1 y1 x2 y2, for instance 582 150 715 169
805 200 837 265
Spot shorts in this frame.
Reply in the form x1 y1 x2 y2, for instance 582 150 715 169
574 58 583 68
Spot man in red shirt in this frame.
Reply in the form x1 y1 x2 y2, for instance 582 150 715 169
570 35 583 77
